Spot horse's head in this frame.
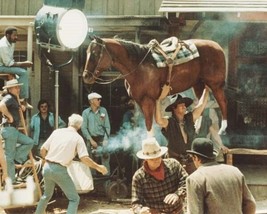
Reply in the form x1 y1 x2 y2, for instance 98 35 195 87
83 36 113 84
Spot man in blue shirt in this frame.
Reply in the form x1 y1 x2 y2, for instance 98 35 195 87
30 99 66 157
0 79 34 184
81 92 111 174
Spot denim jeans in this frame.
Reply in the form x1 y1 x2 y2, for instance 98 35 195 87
2 126 34 182
35 162 80 214
0 66 29 98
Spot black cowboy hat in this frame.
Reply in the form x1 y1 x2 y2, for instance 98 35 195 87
165 94 193 112
186 138 217 160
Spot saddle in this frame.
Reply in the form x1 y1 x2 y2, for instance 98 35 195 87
148 37 199 87
149 37 183 65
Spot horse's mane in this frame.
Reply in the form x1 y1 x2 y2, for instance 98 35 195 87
114 38 153 63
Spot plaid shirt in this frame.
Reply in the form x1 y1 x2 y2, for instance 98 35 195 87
132 158 188 213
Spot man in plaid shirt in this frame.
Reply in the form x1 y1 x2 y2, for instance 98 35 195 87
132 137 188 214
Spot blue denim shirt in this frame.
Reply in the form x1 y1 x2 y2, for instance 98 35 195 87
30 112 66 145
81 106 111 141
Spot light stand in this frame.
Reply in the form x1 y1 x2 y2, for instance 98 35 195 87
43 53 73 128
34 3 88 128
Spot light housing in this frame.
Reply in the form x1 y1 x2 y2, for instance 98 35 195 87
35 5 88 51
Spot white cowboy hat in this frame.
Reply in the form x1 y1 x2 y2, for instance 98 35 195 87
88 92 102 100
2 79 23 89
136 137 168 159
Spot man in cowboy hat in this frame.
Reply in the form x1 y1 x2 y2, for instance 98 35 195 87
132 137 188 214
0 27 32 107
186 138 256 214
155 86 210 174
0 79 34 184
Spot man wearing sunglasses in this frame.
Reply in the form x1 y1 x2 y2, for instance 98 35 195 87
81 92 111 175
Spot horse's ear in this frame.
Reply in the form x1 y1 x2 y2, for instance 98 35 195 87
94 36 103 44
88 35 94 41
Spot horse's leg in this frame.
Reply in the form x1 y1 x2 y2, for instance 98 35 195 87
193 82 205 99
209 85 228 135
139 97 155 137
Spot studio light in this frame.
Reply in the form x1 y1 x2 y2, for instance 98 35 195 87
34 1 88 128
35 5 88 51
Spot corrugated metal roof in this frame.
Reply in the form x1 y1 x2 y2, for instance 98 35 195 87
159 0 267 13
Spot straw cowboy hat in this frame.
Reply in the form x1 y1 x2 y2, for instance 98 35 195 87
136 137 168 159
165 94 193 112
186 138 217 160
2 79 23 89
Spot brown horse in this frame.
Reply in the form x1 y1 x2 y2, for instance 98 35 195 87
83 37 228 135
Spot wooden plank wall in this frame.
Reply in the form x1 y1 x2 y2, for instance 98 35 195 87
0 0 162 16
0 0 43 15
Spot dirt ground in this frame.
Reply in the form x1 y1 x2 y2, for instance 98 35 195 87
2 193 133 214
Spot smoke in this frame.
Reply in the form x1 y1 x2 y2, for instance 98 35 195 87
98 104 168 156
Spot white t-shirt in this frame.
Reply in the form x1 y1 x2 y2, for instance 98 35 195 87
42 127 89 167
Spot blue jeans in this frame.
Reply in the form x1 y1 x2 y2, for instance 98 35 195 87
2 127 34 182
0 66 29 99
35 162 80 214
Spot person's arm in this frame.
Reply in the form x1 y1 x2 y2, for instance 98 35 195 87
242 176 256 214
132 173 148 214
155 99 169 128
164 160 188 205
186 177 205 214
0 101 13 123
81 110 98 148
103 108 111 138
58 116 66 128
12 61 33 68
155 85 171 128
30 115 35 130
192 86 210 122
0 46 14 66
80 156 107 175
209 126 229 154
81 110 93 140
0 141 8 181
40 147 48 159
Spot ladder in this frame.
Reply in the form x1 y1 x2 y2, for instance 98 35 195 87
0 74 42 208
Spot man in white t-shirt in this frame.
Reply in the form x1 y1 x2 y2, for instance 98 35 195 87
35 114 107 214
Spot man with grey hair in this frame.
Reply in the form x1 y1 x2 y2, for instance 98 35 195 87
81 92 111 174
35 113 108 214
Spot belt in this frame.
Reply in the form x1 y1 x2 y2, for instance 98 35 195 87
3 123 17 128
46 160 62 166
46 160 66 168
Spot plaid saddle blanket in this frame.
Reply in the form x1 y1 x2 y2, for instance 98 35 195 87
149 37 199 68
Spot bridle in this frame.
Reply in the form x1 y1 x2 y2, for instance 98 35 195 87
84 39 153 85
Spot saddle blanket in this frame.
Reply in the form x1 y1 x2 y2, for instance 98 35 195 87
151 38 199 68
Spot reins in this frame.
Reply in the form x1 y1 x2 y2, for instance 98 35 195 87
85 40 153 85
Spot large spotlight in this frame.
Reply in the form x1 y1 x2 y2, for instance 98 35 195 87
35 5 88 51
